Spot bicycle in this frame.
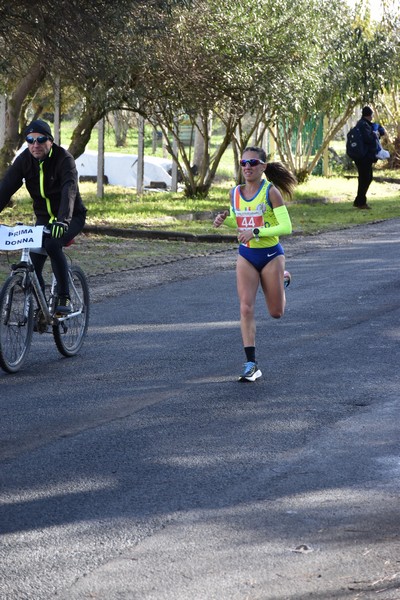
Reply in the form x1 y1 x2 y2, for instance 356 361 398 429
0 224 89 373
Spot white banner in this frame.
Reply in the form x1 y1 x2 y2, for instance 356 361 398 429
0 225 44 250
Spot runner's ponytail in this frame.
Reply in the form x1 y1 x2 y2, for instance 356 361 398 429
264 162 297 199
243 146 297 199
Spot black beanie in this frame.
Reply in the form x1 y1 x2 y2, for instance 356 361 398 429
25 119 54 140
362 106 373 117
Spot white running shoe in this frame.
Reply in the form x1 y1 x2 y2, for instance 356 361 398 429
238 361 262 382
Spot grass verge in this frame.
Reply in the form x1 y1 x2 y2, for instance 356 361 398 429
1 174 399 236
1 172 399 284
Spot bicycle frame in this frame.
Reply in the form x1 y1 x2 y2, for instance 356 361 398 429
13 246 52 319
0 225 90 373
13 247 60 326
12 246 84 325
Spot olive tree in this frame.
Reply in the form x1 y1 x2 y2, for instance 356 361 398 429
261 0 400 180
136 0 320 196
0 0 190 176
135 0 398 193
368 1 400 168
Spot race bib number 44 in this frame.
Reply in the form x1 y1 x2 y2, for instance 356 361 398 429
235 210 264 231
0 225 44 250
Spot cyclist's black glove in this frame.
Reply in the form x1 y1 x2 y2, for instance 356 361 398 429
51 221 68 239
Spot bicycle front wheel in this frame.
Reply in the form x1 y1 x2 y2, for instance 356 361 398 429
53 265 89 357
0 273 34 373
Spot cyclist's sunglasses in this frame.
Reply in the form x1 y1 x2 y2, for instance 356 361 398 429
26 135 50 144
239 158 266 167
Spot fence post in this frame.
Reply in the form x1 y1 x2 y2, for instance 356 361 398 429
323 116 329 176
53 77 61 145
97 118 105 198
152 127 158 154
171 119 178 192
0 95 6 149
137 115 145 197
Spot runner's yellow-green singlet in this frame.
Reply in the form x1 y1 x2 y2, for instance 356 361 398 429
231 181 280 248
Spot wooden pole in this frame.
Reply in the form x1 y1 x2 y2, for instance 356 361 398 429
323 116 329 176
171 119 178 192
53 76 61 145
0 95 6 148
137 115 145 197
97 118 105 198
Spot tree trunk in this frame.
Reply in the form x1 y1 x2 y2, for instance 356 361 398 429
112 110 129 147
184 115 236 197
67 104 105 159
193 115 206 174
0 61 46 178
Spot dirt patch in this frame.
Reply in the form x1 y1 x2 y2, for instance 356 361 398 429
0 232 237 303
0 223 390 304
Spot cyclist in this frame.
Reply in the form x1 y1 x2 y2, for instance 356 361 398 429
0 119 87 314
213 146 296 382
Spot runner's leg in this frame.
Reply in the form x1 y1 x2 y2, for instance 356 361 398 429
260 255 286 318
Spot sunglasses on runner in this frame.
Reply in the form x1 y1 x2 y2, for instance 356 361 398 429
26 135 50 144
239 158 266 167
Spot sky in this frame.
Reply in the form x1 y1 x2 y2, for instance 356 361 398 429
346 0 385 20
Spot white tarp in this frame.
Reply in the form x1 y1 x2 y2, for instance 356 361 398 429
75 150 173 189
15 145 173 189
0 225 44 250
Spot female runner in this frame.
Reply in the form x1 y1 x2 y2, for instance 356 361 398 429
213 146 296 382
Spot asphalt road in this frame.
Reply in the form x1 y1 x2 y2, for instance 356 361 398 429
0 219 399 599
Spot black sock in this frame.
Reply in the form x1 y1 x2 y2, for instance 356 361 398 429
244 346 256 363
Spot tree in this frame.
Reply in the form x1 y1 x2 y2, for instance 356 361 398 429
263 0 400 180
369 0 400 168
135 0 400 193
2 0 399 188
0 0 190 176
137 0 321 195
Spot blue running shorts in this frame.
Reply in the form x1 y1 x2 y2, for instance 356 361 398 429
238 243 284 273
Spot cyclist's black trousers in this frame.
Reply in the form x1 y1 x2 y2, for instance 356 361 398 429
30 213 86 297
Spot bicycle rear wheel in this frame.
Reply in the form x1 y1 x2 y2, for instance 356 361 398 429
0 273 34 373
53 265 89 357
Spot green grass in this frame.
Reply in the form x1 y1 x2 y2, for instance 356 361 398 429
1 170 399 284
53 120 400 234
288 174 400 234
2 173 399 236
3 122 398 284
5 116 400 235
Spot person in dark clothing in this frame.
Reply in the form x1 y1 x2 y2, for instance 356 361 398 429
353 106 384 210
0 119 87 313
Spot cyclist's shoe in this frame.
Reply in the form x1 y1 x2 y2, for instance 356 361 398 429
33 308 48 333
284 270 291 289
238 361 262 382
55 295 72 315
33 308 40 332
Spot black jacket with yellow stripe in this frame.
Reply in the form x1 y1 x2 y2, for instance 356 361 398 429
0 144 86 225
